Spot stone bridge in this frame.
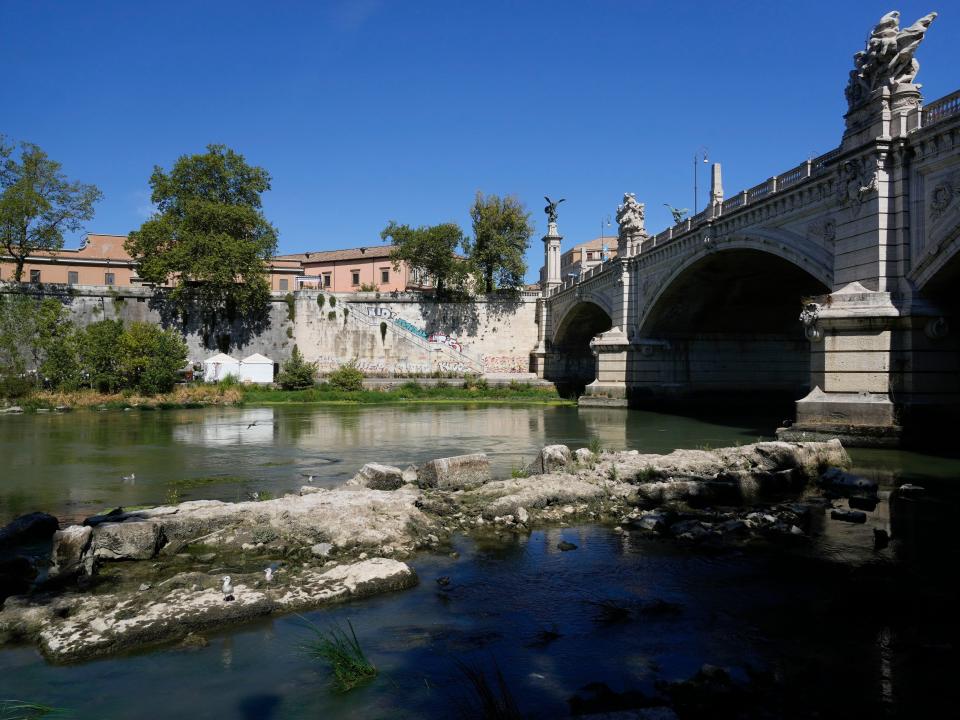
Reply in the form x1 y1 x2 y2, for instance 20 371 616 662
532 12 960 446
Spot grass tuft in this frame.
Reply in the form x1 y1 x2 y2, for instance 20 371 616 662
456 659 522 720
301 618 377 693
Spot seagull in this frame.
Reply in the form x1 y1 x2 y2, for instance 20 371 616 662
121 473 136 483
222 575 235 602
246 421 258 429
300 473 315 483
264 567 274 583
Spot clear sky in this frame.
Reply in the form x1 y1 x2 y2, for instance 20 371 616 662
2 1 955 280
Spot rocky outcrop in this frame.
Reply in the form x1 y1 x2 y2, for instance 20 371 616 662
5 558 415 663
0 438 851 663
418 453 490 490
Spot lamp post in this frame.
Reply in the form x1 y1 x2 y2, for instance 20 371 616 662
693 147 709 215
600 215 611 261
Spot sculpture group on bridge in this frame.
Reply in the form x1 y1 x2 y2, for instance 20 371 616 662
845 10 937 110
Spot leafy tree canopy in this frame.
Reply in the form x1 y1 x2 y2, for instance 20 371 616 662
380 220 469 296
466 192 534 293
125 144 278 324
0 137 102 281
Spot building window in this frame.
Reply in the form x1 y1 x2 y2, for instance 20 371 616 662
279 278 288 291
104 272 115 286
380 268 390 284
323 273 331 288
351 270 360 286
67 271 79 285
30 269 40 283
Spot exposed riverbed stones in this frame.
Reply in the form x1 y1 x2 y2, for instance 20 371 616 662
0 439 851 662
4 558 415 663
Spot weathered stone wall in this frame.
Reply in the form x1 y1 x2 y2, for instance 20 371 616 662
0 285 540 376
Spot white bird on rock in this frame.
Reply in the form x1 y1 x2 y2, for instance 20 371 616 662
222 575 235 602
264 567 274 583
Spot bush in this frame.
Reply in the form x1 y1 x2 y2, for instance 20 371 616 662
117 322 189 395
317 294 325 309
329 296 336 308
78 319 124 392
284 293 296 322
327 311 336 321
0 371 34 398
277 345 317 390
328 361 364 392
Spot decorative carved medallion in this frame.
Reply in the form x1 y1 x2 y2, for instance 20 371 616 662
929 172 959 222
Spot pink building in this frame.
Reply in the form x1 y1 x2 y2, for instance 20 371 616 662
275 246 426 292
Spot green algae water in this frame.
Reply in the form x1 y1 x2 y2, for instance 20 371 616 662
1 404 958 718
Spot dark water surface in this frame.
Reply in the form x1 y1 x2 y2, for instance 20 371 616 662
1 403 958 718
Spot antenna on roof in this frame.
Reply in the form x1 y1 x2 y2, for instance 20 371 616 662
360 247 367 254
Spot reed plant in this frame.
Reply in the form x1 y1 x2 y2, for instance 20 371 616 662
300 618 376 692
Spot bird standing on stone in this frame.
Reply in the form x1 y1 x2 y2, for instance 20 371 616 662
264 567 274 583
222 575 235 602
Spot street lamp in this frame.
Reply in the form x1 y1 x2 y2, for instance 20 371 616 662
693 147 709 215
600 215 611 261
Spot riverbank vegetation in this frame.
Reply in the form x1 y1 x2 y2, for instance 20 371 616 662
4 378 567 411
0 295 188 397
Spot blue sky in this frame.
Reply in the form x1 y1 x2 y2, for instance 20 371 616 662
2 1 955 280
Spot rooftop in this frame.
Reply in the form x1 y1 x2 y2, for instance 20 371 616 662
276 245 394 263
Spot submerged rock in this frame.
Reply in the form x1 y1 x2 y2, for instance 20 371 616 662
819 467 878 494
830 509 868 524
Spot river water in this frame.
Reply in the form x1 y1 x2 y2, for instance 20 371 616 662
1 403 958 718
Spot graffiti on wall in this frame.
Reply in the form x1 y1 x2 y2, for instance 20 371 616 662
483 355 529 373
366 306 466 352
427 333 463 352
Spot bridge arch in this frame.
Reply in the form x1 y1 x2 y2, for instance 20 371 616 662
545 300 613 386
637 233 832 335
635 245 830 399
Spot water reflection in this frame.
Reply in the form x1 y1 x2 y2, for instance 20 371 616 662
3 402 960 526
173 408 276 446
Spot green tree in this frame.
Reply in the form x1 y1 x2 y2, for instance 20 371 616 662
0 138 103 282
125 144 278 327
277 345 317 390
466 192 534 293
117 321 188 394
78 319 124 392
35 299 81 388
380 221 469 296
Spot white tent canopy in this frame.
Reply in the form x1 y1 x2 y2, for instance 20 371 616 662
239 353 274 384
202 353 241 383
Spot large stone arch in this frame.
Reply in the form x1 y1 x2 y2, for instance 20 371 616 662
544 300 612 386
632 246 829 400
636 232 833 334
